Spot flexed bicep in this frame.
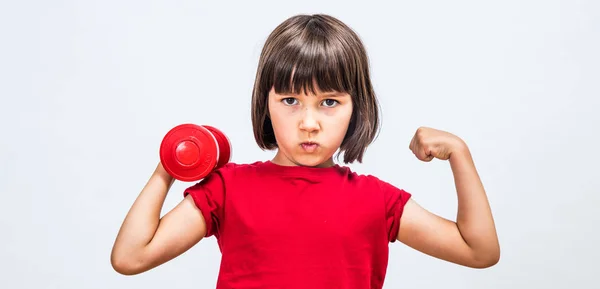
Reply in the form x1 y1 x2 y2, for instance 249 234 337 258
113 195 207 275
396 199 485 268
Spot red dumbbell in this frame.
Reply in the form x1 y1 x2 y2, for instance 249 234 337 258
159 124 232 182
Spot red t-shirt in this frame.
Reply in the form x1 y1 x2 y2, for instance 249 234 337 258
183 161 411 289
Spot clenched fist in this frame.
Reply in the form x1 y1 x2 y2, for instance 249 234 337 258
409 127 467 162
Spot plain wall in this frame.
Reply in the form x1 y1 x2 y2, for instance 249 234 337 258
1 0 598 288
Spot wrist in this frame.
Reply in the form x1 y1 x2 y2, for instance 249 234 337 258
449 138 470 161
154 162 174 183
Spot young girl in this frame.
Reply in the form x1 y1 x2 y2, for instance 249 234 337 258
111 14 500 288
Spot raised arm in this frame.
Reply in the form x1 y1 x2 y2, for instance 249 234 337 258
397 127 500 268
110 163 208 275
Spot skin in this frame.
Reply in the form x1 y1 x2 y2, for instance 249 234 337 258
268 86 353 168
110 164 204 275
110 85 499 276
400 127 500 268
269 87 500 268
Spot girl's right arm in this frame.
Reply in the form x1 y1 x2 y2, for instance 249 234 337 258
110 162 208 275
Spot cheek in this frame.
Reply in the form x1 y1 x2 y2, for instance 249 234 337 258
323 107 353 138
271 107 295 128
269 106 297 142
330 105 353 126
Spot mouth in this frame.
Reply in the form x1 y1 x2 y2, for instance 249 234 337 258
300 141 319 152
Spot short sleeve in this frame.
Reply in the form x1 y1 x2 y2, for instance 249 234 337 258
183 168 227 238
379 180 412 243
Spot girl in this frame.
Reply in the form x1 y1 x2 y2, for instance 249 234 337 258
111 14 500 288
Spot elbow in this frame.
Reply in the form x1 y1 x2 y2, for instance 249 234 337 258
111 257 138 276
470 247 500 269
472 255 500 269
111 251 145 276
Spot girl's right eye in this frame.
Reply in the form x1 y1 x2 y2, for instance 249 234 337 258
282 98 298 106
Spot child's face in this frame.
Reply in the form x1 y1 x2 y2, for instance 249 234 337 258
268 86 353 167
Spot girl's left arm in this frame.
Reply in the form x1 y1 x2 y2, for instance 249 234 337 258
396 127 500 268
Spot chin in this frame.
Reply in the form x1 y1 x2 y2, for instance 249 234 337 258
295 159 322 167
292 154 333 168
275 145 336 167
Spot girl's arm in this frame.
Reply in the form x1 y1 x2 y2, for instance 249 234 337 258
110 163 208 275
396 127 500 268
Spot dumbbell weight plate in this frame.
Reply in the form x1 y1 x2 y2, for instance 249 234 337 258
202 125 231 170
159 124 219 182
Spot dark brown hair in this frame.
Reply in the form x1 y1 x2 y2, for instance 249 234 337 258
251 14 380 164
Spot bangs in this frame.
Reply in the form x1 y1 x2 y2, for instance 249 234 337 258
266 21 357 96
252 14 380 164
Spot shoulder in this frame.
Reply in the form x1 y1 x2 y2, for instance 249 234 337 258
186 161 266 192
338 166 390 188
206 160 270 180
215 160 268 173
338 166 411 197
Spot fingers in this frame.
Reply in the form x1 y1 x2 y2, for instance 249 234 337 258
409 135 433 162
416 147 433 162
409 136 416 152
422 154 434 162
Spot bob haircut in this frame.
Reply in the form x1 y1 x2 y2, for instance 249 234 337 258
251 14 380 164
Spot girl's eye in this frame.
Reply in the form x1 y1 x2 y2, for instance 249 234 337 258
282 98 297 105
322 99 339 107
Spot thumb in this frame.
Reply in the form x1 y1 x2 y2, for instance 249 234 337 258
416 146 433 162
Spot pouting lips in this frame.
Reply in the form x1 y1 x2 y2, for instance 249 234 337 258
301 142 319 152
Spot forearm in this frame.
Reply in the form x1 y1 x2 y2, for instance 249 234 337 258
111 163 175 260
450 143 500 263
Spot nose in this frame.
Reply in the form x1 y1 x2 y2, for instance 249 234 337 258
299 108 320 132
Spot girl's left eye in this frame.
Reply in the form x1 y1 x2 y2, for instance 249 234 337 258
322 99 339 107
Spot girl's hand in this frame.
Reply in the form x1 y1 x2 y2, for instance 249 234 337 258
408 127 467 162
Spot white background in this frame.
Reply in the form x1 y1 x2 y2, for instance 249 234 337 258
1 0 599 288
